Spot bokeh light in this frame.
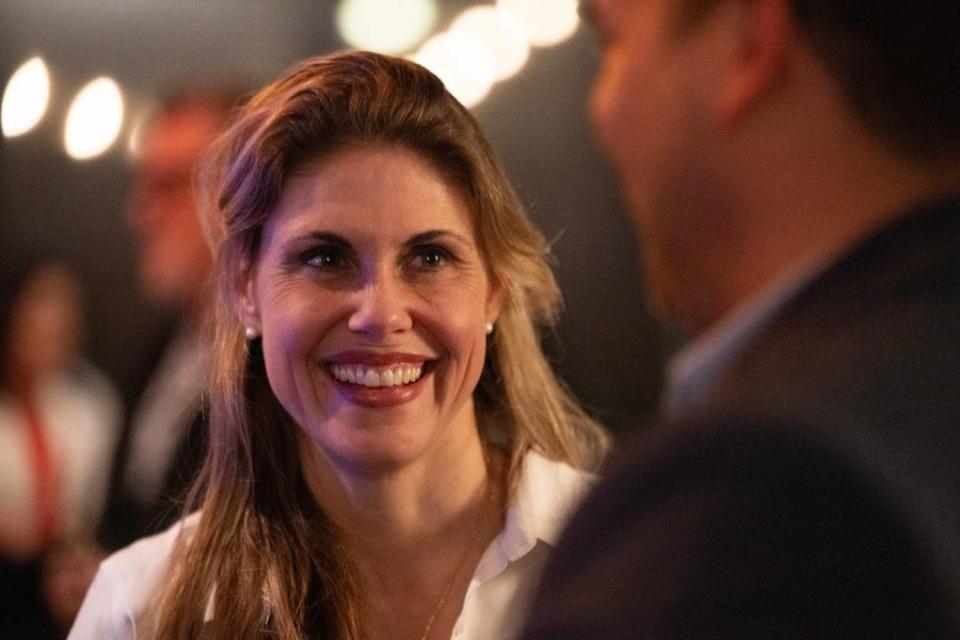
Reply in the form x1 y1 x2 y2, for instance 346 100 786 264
2 57 51 138
498 0 580 47
411 30 496 108
337 0 438 54
126 110 150 159
450 6 529 82
64 77 125 160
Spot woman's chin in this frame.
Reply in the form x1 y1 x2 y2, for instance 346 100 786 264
305 429 431 477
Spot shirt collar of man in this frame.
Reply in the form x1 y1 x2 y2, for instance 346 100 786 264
662 247 838 420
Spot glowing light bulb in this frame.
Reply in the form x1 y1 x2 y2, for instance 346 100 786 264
64 77 125 160
337 0 438 54
498 0 580 47
2 57 51 138
451 6 529 81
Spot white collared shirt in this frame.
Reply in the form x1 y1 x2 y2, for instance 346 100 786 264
68 450 595 640
0 364 121 551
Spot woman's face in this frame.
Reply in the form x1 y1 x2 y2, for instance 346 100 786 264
240 144 502 473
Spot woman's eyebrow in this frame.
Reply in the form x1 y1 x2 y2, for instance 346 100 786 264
287 231 351 248
405 230 473 248
277 231 351 263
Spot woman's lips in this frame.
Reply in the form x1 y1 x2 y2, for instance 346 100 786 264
323 352 436 408
329 362 424 387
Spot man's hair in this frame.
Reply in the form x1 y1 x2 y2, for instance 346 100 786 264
682 0 960 162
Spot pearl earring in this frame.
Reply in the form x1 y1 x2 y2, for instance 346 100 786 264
485 322 494 335
244 326 259 340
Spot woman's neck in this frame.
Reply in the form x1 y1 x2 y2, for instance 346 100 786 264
300 427 506 640
303 429 492 550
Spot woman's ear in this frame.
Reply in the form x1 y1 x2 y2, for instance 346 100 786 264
235 260 261 335
485 276 506 329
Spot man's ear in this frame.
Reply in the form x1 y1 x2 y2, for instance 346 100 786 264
716 0 793 129
235 260 261 334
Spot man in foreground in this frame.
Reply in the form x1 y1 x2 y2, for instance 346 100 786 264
522 0 960 636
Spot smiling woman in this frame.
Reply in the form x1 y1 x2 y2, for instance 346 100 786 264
68 51 608 640
245 145 502 473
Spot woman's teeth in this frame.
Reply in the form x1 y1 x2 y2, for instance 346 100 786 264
329 363 424 388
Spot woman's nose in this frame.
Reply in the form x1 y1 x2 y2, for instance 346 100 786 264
347 270 413 339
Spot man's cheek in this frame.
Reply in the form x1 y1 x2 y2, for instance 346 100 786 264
589 60 624 154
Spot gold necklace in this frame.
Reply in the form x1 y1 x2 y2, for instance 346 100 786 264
419 473 497 640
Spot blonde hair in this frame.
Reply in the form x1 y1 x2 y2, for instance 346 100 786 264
153 50 608 638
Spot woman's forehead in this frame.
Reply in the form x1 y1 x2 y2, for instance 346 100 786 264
262 145 478 248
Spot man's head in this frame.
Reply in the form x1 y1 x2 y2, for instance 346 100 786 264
586 0 960 333
128 90 239 312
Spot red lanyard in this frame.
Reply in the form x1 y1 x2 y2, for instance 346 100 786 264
20 399 60 547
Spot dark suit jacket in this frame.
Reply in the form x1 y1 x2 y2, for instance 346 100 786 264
521 196 960 638
97 321 208 551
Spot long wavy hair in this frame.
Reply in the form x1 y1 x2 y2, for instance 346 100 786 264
151 50 608 638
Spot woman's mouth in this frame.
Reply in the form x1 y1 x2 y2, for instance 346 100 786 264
323 357 435 408
328 362 424 388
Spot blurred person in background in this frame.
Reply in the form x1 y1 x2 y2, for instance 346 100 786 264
98 88 242 551
521 0 960 637
70 51 607 639
0 252 121 637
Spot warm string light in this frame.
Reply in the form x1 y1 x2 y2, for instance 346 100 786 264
126 105 155 160
336 0 438 54
64 77 125 160
497 0 580 47
403 0 580 109
3 55 131 160
452 6 529 82
6 0 581 154
411 31 496 108
2 57 51 138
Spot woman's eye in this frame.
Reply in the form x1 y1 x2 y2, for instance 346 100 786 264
413 246 450 269
305 247 344 269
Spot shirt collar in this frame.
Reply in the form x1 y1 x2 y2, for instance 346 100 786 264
663 249 835 419
471 450 595 584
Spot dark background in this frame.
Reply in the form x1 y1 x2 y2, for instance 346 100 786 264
1 0 670 437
